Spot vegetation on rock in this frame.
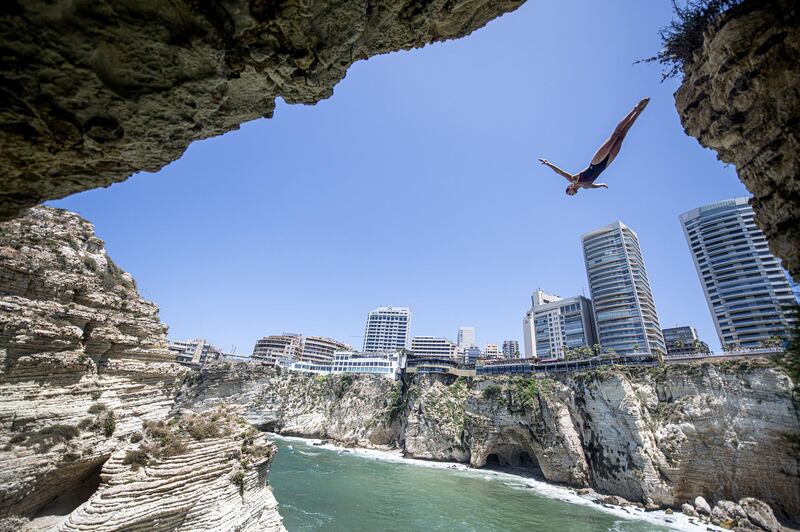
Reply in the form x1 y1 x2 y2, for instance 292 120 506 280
641 0 745 78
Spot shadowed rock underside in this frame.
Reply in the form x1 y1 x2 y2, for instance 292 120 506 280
0 0 524 221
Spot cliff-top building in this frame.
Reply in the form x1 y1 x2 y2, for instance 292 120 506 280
411 336 458 359
363 306 412 353
680 197 797 348
457 326 476 348
662 326 710 357
522 289 597 360
252 333 304 365
300 336 350 365
169 338 220 368
582 222 666 355
502 340 519 359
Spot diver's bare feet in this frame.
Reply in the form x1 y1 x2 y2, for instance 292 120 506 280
637 97 650 110
539 158 549 165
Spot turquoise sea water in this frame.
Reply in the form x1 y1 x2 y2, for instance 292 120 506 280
268 437 688 532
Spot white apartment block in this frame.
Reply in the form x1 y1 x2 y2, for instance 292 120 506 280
411 336 458 359
252 333 304 365
363 306 412 353
457 326 476 347
301 336 350 365
522 290 598 360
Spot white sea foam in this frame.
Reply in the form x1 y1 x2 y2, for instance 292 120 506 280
268 433 721 532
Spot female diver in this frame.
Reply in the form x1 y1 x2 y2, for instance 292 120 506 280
539 97 650 195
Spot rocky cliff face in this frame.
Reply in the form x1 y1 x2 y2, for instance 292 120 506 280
0 0 524 221
188 360 800 519
675 0 800 277
0 207 283 530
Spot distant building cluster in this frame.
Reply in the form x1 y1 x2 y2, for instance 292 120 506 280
172 197 796 377
518 198 796 361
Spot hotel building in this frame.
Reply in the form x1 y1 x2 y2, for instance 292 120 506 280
363 306 412 353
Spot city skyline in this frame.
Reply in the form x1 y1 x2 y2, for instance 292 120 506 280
50 1 754 354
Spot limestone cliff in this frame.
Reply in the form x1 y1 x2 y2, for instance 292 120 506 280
187 360 800 520
0 207 283 530
0 0 524 221
675 0 800 277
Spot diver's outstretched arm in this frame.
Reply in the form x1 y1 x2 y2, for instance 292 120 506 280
539 158 575 182
587 182 608 189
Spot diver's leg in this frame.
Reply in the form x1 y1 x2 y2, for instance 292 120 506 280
590 98 649 165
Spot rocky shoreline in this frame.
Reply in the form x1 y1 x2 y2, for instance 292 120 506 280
182 360 800 528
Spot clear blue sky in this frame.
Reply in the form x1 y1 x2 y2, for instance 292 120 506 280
51 0 748 354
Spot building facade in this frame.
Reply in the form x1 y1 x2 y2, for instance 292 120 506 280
169 339 220 367
483 343 502 360
411 336 458 359
522 290 598 360
680 197 798 348
331 351 404 380
251 333 304 365
662 326 710 357
457 326 476 347
363 306 412 353
582 222 666 355
462 345 482 365
501 340 519 359
280 351 404 380
301 336 350 365
502 340 520 359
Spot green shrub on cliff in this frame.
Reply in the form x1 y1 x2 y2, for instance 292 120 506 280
481 384 502 401
641 0 745 79
4 424 80 452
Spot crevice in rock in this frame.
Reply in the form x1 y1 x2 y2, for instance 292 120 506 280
24 455 108 526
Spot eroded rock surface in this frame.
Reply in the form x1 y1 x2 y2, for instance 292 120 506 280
0 207 283 530
189 361 800 519
0 0 524 221
675 0 800 276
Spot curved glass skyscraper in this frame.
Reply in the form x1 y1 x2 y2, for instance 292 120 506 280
680 197 797 348
582 221 666 355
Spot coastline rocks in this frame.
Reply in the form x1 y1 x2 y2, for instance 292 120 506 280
0 207 284 530
695 496 712 516
739 498 781 532
57 408 284 532
189 361 799 520
682 503 698 517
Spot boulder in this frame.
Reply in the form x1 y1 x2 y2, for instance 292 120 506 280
695 496 712 516
738 498 780 532
682 503 698 517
